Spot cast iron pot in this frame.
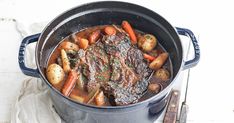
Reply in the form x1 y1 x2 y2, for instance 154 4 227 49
18 1 200 123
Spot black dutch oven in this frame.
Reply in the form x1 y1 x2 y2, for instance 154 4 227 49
18 1 200 123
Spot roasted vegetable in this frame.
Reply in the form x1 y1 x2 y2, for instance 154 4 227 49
46 63 65 85
77 73 86 91
122 21 137 44
139 34 157 52
148 83 161 93
56 57 63 66
143 53 156 61
61 49 71 73
155 68 170 81
112 24 125 33
78 37 89 49
61 70 78 96
95 91 105 106
86 84 100 104
104 26 116 35
70 93 85 103
149 52 168 70
88 30 101 44
59 41 79 51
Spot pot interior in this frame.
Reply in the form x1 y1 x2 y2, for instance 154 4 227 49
36 1 183 106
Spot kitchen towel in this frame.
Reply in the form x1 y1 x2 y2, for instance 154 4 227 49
11 22 62 123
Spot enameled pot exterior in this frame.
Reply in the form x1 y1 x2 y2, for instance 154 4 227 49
18 1 200 123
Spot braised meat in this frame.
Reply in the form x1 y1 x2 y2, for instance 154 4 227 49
82 41 111 93
80 32 151 105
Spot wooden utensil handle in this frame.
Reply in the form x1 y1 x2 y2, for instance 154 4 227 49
163 90 180 123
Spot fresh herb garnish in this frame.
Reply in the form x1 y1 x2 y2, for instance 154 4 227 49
96 75 105 81
103 64 109 71
69 58 78 68
113 58 120 65
126 61 134 68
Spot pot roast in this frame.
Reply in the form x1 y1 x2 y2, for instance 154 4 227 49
80 32 152 105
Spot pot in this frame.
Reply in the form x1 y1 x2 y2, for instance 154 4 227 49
18 1 200 123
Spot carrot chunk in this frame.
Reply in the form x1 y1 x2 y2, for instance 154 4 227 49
121 21 137 44
62 70 78 96
143 53 156 61
104 26 116 35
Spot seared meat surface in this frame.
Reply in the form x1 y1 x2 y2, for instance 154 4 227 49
83 41 110 93
82 32 152 105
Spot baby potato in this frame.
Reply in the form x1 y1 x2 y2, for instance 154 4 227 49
149 52 168 70
141 34 157 52
155 68 170 81
58 41 79 51
46 63 65 85
148 83 161 93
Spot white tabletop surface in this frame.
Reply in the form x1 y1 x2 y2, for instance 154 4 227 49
1 0 234 123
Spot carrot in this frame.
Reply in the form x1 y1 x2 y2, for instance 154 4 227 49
121 21 137 44
88 30 101 44
62 70 78 96
104 26 116 35
143 53 156 61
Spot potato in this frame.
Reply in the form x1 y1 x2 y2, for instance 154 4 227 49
155 68 170 81
46 63 65 85
148 83 161 93
139 34 157 52
95 91 105 106
78 38 89 49
149 52 168 70
58 41 79 51
142 42 154 52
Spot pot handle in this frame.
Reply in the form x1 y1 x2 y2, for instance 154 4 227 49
18 33 41 78
176 27 200 70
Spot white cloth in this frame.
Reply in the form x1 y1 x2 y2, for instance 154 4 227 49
11 78 61 123
11 22 62 123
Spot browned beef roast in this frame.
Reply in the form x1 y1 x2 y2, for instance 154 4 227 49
83 41 110 93
82 32 152 105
